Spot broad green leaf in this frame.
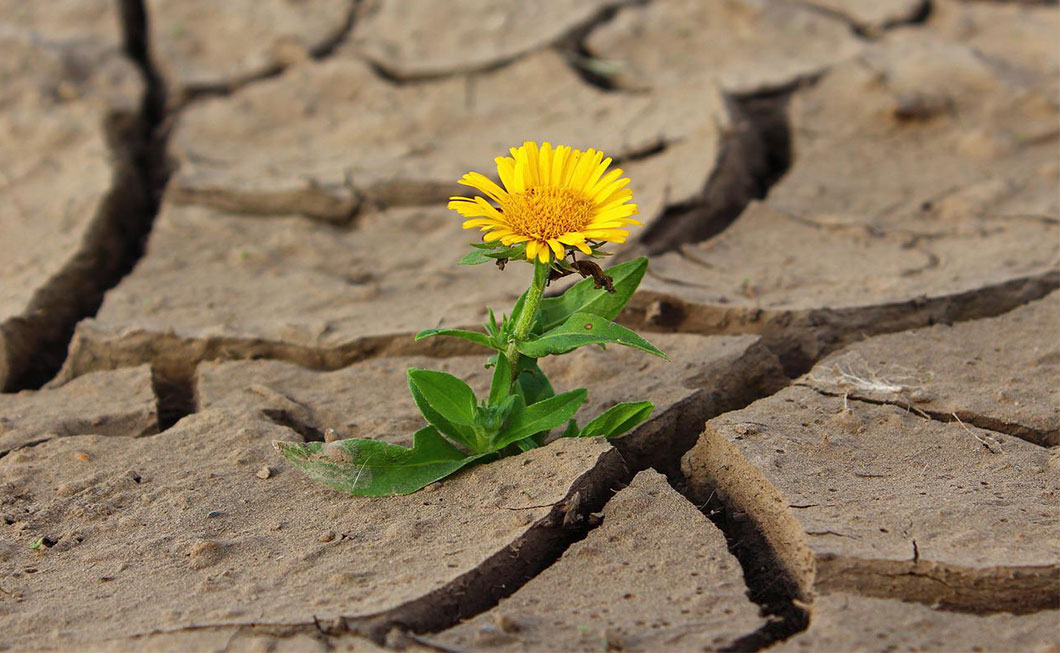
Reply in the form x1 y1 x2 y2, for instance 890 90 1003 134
561 419 580 438
493 389 587 450
513 437 540 452
407 368 478 449
578 402 654 438
538 258 647 332
414 328 493 349
275 426 488 496
515 356 554 404
489 354 513 404
507 288 529 335
516 313 668 360
459 249 493 265
485 244 527 260
486 308 499 338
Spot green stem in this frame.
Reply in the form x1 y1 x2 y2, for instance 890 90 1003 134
505 261 549 377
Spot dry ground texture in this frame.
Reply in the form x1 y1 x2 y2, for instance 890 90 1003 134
0 0 1058 651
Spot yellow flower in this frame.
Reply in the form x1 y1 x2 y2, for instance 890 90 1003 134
449 141 641 264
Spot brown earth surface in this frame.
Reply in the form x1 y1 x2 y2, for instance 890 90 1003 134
1 0 1058 651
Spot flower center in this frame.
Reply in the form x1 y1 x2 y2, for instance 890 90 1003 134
500 186 595 241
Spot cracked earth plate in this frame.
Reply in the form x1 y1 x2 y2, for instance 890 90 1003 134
0 366 157 455
430 470 764 651
682 384 1059 612
0 23 146 390
0 406 626 649
804 291 1059 446
146 0 355 102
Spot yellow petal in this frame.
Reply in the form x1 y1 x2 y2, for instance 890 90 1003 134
583 156 613 194
595 190 634 213
538 246 551 264
522 141 541 187
569 148 601 192
538 142 553 185
526 240 542 260
462 218 502 229
581 228 629 241
592 176 631 204
458 172 507 203
501 234 532 246
495 156 518 193
560 148 581 186
547 239 565 260
552 145 571 186
511 148 529 193
588 169 624 200
592 203 638 223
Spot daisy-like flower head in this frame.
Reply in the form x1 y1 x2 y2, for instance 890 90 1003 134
449 141 641 264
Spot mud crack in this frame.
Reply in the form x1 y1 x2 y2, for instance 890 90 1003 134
799 384 1056 448
635 90 794 256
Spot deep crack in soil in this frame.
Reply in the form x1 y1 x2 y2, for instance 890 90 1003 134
635 90 793 255
0 2 168 392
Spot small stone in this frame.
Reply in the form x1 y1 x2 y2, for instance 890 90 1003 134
255 466 272 479
319 531 336 543
493 613 521 634
603 628 624 650
830 408 865 434
384 627 411 650
473 623 515 647
206 510 223 519
74 451 90 462
186 539 224 570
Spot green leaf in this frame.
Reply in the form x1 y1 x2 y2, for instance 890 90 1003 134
561 419 580 438
515 356 554 404
507 288 530 335
517 313 668 360
485 244 526 260
489 354 513 404
538 258 647 332
494 389 587 450
407 368 478 450
459 249 493 265
275 426 489 496
486 308 500 338
513 437 540 452
578 402 654 438
414 328 493 349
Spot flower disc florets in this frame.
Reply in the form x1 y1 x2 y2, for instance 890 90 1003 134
449 141 641 263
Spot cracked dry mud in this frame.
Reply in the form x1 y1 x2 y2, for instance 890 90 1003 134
1 1 1058 652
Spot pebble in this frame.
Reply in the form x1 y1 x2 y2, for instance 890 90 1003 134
255 466 272 479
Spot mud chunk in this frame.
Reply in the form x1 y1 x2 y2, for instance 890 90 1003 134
683 384 1060 612
0 408 625 650
186 539 224 570
431 471 764 650
775 593 1060 652
145 0 353 102
0 26 146 390
806 292 1060 446
0 366 157 454
586 0 861 94
350 0 616 79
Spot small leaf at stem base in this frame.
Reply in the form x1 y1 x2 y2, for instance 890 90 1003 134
274 427 490 496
